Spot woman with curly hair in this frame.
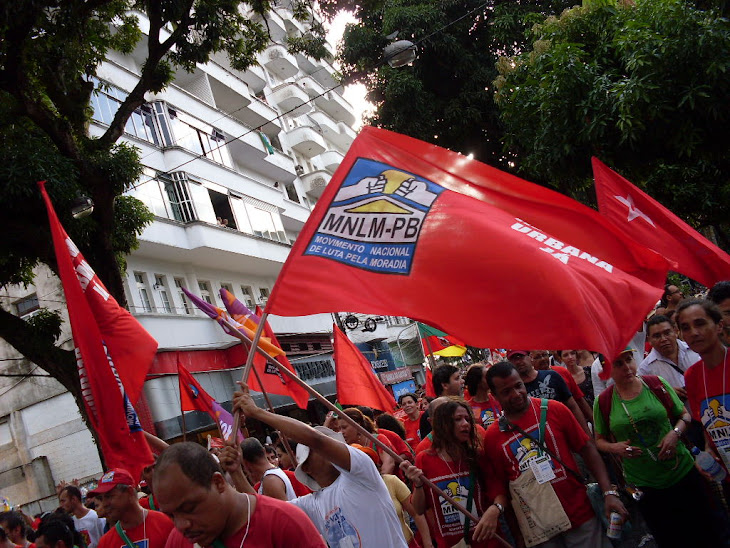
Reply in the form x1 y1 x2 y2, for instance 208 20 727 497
401 399 508 547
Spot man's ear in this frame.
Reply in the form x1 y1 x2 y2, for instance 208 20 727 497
212 471 228 493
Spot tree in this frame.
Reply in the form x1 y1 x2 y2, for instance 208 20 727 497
334 0 575 168
0 1 328 431
494 0 730 244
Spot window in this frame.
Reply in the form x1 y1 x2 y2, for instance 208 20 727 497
162 172 196 223
240 286 255 309
220 283 233 303
167 107 233 167
198 281 213 304
90 80 162 146
154 275 172 313
175 278 191 314
283 181 300 203
0 418 11 446
385 316 410 327
208 189 237 229
15 294 39 317
249 207 286 243
294 359 335 381
259 287 270 303
134 273 152 312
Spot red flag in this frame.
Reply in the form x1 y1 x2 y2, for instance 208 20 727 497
38 181 153 481
249 306 310 409
177 363 242 440
333 325 397 412
593 158 730 288
424 366 436 398
266 127 669 359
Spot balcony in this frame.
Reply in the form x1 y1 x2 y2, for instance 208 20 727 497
262 44 299 80
288 125 326 157
269 82 311 116
335 122 357 150
308 111 339 145
319 91 356 126
297 75 325 98
302 169 330 198
315 150 344 174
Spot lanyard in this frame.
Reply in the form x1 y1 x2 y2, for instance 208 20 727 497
115 523 138 548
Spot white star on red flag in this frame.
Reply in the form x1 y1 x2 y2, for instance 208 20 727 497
614 194 655 227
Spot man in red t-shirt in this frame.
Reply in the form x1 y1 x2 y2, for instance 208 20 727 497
398 393 423 447
87 468 173 548
154 442 325 548
678 299 730 490
483 362 626 546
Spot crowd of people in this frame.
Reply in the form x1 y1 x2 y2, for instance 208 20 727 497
5 281 730 547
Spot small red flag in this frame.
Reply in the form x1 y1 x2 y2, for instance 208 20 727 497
333 325 397 412
593 158 730 288
266 127 670 359
38 181 153 481
424 366 436 399
250 306 310 409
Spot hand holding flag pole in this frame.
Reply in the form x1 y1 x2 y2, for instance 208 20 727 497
221 316 509 547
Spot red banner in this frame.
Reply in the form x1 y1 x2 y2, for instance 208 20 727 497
333 325 397 412
593 157 730 288
266 127 669 359
38 182 153 481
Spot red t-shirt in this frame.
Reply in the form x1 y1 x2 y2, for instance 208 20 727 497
377 428 415 461
685 356 730 477
414 451 500 548
465 395 502 428
98 510 173 548
403 412 423 447
482 398 593 528
550 366 584 399
282 469 312 497
163 495 325 548
139 495 157 510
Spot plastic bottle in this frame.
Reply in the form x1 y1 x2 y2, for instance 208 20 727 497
691 446 727 482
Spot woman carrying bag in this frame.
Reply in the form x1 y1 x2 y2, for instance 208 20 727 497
593 348 721 547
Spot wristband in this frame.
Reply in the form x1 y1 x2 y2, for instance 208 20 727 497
603 490 620 498
493 502 505 515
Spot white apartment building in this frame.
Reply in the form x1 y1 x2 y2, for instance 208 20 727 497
0 3 357 510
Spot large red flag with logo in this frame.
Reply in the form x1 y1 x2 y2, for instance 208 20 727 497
38 182 154 481
265 127 670 359
251 305 310 409
593 158 730 288
333 325 397 412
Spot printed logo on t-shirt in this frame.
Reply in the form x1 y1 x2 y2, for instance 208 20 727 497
480 408 496 428
80 530 91 547
700 395 730 469
323 507 361 548
119 538 148 548
505 430 564 481
528 376 557 400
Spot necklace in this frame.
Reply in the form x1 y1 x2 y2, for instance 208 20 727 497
238 495 251 548
702 346 728 411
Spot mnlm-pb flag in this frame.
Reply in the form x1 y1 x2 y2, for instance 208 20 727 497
38 181 155 481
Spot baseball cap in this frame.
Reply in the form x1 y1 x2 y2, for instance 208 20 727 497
506 350 528 360
294 426 346 492
87 468 135 496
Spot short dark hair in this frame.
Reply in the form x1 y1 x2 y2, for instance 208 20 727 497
433 365 459 396
0 512 25 538
240 438 266 463
486 361 518 392
342 407 375 433
647 314 674 333
397 392 417 406
356 406 375 420
60 486 82 503
708 281 730 305
464 364 486 398
375 413 406 440
154 441 223 489
36 514 79 548
677 299 722 325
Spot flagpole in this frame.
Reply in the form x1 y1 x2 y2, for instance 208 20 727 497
249 358 299 467
181 411 187 442
222 318 509 546
422 327 439 371
177 352 187 442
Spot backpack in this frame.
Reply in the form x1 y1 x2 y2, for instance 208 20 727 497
597 374 679 431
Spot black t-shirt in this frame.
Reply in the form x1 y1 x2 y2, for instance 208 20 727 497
524 370 572 403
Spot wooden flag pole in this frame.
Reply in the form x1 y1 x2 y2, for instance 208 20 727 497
222 317 509 547
249 358 298 467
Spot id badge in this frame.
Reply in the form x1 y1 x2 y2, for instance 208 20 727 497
530 455 556 484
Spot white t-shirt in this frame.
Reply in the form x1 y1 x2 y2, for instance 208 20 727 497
73 509 106 548
259 467 297 501
291 445 407 548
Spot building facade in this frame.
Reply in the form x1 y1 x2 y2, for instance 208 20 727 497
0 3 357 510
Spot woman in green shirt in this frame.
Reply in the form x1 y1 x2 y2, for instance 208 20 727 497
593 349 720 547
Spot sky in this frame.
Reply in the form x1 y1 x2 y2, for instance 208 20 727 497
326 11 375 129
